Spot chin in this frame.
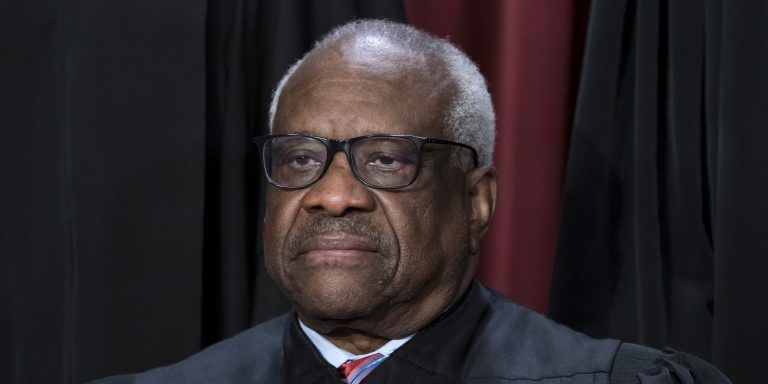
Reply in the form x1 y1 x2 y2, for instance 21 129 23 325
306 303 372 322
293 276 386 321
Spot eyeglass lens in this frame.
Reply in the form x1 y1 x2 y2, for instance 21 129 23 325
263 136 419 188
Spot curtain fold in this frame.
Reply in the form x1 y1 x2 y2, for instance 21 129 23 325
550 1 768 382
2 1 209 382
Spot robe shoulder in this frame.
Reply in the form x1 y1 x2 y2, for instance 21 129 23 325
84 314 289 384
84 374 137 384
610 343 732 383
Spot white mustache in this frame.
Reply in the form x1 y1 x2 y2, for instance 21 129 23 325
284 216 389 258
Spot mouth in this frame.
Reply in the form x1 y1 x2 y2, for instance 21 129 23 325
297 235 379 266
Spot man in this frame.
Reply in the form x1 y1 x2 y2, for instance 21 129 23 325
93 20 730 383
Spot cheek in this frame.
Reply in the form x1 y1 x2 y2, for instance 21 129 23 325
422 193 468 253
385 184 469 282
263 191 303 275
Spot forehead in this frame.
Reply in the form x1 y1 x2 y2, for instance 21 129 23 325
273 37 455 140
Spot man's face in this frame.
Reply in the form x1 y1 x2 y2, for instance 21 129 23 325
264 39 477 336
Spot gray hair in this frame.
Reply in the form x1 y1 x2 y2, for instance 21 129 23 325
268 19 496 166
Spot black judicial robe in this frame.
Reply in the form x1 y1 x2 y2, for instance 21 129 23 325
91 282 731 383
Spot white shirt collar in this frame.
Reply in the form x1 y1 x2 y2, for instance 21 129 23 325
299 320 415 368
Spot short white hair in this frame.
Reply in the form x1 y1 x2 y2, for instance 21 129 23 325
268 19 496 166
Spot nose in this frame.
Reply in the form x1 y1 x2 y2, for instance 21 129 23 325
300 152 376 216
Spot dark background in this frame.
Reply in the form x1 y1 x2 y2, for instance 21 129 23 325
2 0 766 383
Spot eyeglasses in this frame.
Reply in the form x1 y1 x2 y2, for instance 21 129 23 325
253 134 478 190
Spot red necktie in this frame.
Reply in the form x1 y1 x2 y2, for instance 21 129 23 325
337 353 385 384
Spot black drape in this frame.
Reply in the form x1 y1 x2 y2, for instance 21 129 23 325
1 1 208 382
550 0 768 382
0 1 403 383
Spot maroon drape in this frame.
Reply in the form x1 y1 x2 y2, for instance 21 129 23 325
405 0 590 314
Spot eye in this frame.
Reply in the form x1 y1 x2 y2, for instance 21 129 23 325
365 152 411 171
281 150 323 169
291 155 315 166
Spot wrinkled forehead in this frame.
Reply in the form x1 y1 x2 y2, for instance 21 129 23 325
294 35 451 100
274 35 457 138
310 33 441 78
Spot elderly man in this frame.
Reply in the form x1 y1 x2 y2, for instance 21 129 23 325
93 20 730 384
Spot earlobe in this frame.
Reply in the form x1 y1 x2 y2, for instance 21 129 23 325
466 166 497 255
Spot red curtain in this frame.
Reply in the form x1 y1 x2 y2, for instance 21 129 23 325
405 0 590 314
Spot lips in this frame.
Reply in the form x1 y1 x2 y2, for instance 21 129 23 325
297 235 379 265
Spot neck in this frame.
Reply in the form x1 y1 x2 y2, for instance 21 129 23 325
323 328 391 355
299 278 473 355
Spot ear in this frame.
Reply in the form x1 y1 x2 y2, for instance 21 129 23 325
465 166 497 255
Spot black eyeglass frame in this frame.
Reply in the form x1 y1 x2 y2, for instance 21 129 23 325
252 133 479 190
